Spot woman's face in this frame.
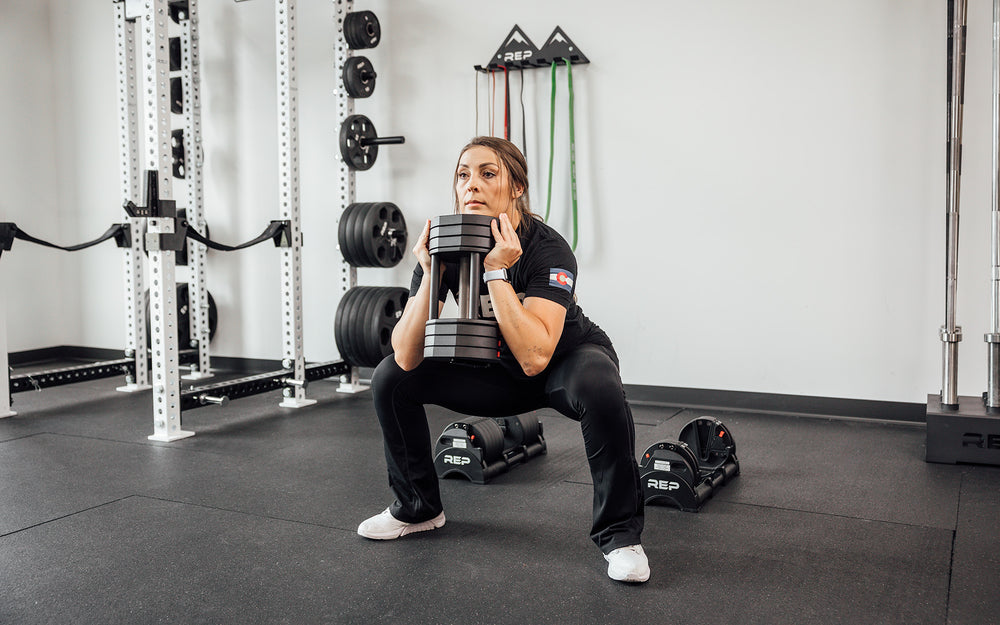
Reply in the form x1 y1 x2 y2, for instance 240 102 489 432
455 145 521 220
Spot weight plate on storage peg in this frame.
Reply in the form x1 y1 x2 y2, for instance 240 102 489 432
338 202 372 267
363 287 408 366
352 203 379 265
335 286 408 367
335 287 371 367
360 202 407 267
338 287 371 367
333 288 356 365
678 417 737 473
343 10 381 49
348 287 377 367
339 203 406 267
342 56 377 98
340 115 379 171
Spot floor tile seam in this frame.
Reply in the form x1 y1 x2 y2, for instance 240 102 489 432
720 500 959 532
0 495 135 539
38 431 238 459
0 431 49 445
945 529 956 624
128 494 357 534
631 407 686 428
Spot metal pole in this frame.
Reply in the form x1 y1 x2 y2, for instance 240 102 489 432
114 0 151 394
458 256 471 318
941 0 968 407
275 0 315 408
180 0 213 381
1 300 15 418
335 0 368 393
144 0 191 442
987 0 1000 409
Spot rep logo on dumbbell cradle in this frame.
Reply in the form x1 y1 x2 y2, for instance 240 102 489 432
647 478 681 491
443 454 472 466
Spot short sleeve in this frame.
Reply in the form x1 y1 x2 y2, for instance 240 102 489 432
409 263 458 303
518 232 577 310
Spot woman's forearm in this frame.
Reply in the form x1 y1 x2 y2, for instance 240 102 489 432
488 280 563 376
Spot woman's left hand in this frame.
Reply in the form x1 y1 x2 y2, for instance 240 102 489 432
484 213 522 271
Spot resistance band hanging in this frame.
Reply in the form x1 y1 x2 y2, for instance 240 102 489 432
471 25 588 248
519 68 527 155
0 222 129 259
504 66 510 140
184 220 292 251
544 59 579 251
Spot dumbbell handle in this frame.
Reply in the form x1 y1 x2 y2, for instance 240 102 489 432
359 135 405 146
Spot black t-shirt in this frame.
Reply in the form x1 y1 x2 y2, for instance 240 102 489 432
410 216 612 376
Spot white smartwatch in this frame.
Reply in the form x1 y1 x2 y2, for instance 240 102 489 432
482 268 509 283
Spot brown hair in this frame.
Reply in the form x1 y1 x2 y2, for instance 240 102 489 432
452 136 535 230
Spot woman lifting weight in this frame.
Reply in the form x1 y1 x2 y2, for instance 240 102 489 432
357 136 649 583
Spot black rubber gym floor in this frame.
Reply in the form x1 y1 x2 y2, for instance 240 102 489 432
1 364 998 625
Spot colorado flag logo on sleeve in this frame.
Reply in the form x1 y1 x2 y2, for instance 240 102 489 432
549 268 575 293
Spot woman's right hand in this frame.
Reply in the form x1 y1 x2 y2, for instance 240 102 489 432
413 219 432 274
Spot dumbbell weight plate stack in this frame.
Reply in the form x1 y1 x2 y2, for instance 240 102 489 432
424 320 500 361
433 416 508 483
426 214 495 256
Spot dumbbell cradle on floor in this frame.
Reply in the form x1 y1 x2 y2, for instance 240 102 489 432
639 416 740 512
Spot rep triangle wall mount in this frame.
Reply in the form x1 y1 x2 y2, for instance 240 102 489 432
474 25 589 72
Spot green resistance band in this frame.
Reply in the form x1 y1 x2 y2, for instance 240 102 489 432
545 59 579 251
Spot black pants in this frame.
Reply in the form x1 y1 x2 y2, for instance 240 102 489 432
370 343 644 554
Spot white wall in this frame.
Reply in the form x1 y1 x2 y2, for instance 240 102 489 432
8 0 1000 406
0 1 77 348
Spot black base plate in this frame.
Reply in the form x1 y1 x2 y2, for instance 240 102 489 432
926 394 1000 466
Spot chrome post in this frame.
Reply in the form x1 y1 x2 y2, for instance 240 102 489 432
941 0 968 407
987 0 1000 409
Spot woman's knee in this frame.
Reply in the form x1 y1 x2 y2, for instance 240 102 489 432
548 347 627 418
371 354 406 397
568 352 624 402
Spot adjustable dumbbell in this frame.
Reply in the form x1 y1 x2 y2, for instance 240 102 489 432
640 416 740 512
424 214 500 362
433 414 546 483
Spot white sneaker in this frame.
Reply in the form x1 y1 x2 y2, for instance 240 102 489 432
604 544 650 583
357 507 446 540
